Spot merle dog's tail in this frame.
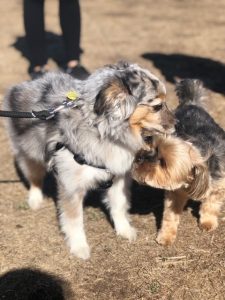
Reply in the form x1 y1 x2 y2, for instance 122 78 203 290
175 79 207 106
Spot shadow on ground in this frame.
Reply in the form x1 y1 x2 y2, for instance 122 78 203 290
11 32 83 71
12 160 166 230
84 181 165 230
0 268 73 300
142 52 225 95
12 159 200 232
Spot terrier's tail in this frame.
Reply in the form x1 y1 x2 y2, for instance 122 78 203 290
175 79 207 106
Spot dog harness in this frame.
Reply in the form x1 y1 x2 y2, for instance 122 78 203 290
54 143 114 190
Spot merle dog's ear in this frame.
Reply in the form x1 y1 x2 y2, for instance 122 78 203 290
105 60 131 70
94 77 136 121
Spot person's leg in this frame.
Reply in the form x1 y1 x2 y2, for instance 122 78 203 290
59 0 89 79
23 0 49 76
59 0 81 66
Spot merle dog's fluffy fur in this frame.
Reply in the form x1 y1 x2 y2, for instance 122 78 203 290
3 61 174 259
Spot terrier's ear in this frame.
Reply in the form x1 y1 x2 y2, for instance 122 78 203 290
94 77 136 122
187 163 210 199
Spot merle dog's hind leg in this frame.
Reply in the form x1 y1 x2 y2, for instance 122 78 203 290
16 155 45 210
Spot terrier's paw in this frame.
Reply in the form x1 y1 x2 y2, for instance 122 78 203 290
28 186 44 210
156 230 176 246
200 216 218 232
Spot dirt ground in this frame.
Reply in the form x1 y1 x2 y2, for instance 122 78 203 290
1 0 225 299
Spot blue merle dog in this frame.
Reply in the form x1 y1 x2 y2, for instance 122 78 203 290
3 61 174 258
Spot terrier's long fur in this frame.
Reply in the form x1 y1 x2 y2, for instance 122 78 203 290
3 61 174 258
132 79 225 245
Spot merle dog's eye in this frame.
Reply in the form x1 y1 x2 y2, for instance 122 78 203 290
153 103 163 112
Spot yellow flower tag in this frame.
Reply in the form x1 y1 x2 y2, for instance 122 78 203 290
66 90 78 101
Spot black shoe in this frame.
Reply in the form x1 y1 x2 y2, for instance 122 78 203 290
65 64 90 80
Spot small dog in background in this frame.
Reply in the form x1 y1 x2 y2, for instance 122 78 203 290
132 79 225 246
4 61 174 259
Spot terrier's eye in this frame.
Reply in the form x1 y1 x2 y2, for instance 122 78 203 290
143 148 158 161
143 135 153 144
135 156 144 164
153 103 163 112
159 158 166 168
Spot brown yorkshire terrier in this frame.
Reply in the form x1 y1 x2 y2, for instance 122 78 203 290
132 79 225 246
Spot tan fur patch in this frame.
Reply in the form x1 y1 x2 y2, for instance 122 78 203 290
26 158 46 188
129 99 174 141
199 177 225 231
94 78 129 115
133 136 210 196
60 192 84 220
129 105 161 137
104 80 128 103
156 190 189 245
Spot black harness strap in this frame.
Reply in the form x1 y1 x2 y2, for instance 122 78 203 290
73 153 108 170
55 143 114 190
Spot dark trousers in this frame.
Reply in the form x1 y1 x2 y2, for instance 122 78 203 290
23 0 81 67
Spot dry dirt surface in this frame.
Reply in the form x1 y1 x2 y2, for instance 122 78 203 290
1 0 225 299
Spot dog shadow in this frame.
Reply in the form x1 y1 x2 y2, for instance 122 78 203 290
14 161 202 231
44 176 203 230
14 160 165 230
0 268 73 300
130 182 165 230
11 32 86 72
74 180 166 231
84 181 166 230
142 52 225 95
